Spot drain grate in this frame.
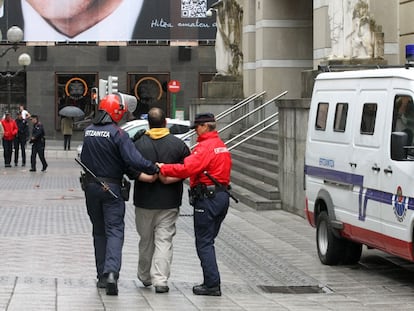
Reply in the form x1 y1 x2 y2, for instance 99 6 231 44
258 285 326 294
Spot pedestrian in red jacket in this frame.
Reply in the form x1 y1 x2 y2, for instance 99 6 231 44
1 112 18 167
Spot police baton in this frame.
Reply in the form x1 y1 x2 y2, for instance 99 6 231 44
75 158 118 199
203 171 238 203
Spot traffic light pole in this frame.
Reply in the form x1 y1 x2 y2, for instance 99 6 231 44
167 80 181 119
172 93 176 118
99 79 108 100
98 75 119 101
108 75 118 94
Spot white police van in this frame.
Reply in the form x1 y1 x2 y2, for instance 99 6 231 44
305 67 414 265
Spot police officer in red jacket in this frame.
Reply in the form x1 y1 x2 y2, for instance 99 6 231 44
158 113 232 296
81 94 159 296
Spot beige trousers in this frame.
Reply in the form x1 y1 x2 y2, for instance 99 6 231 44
135 207 179 286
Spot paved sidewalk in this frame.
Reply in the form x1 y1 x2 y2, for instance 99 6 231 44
0 141 414 310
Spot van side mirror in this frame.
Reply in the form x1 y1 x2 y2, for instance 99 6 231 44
391 132 408 160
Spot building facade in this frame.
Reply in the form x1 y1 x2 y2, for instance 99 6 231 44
242 0 313 100
243 0 409 100
0 0 412 139
5 44 216 140
0 0 218 140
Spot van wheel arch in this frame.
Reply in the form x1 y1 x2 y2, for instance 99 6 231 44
315 190 338 230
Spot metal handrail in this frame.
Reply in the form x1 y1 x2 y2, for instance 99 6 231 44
224 112 278 146
180 91 266 141
223 91 288 150
215 91 266 119
217 90 287 135
190 90 287 149
228 119 279 151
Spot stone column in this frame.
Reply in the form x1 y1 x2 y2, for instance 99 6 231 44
276 98 310 216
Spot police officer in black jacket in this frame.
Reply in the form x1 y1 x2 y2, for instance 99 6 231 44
80 94 159 296
29 115 47 172
14 111 29 166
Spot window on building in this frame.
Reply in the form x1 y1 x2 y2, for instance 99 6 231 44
127 73 169 119
0 71 27 117
55 73 98 131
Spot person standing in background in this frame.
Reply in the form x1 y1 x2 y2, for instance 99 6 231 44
14 111 29 166
1 112 18 168
61 116 74 150
19 105 31 120
29 115 48 172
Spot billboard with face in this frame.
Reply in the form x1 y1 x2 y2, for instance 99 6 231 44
0 0 217 41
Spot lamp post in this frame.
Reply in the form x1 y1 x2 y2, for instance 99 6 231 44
0 26 30 113
0 26 24 58
1 53 31 112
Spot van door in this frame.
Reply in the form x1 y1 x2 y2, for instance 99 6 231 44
380 92 414 259
351 89 387 247
306 89 355 223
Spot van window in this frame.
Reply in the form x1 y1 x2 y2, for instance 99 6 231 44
334 103 348 132
391 95 414 160
393 95 414 142
360 103 377 135
315 102 328 130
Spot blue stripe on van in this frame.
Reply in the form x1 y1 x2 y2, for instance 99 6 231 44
305 165 414 222
304 165 363 186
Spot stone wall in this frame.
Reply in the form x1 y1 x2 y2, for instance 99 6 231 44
188 97 242 144
276 98 310 217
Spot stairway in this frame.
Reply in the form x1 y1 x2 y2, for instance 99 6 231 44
228 130 281 210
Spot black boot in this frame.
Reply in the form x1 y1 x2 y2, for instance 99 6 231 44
192 284 221 296
106 272 118 295
96 275 107 288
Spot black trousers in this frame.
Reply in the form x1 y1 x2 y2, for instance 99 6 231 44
193 191 229 287
63 134 72 150
14 138 27 165
31 142 47 170
2 138 13 165
85 182 125 279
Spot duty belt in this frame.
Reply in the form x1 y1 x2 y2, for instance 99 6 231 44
84 173 121 185
188 183 229 205
190 184 228 193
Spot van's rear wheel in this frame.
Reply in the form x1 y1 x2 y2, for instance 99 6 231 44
316 211 345 265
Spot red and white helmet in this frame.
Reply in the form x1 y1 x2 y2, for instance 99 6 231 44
98 94 126 123
98 93 138 123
